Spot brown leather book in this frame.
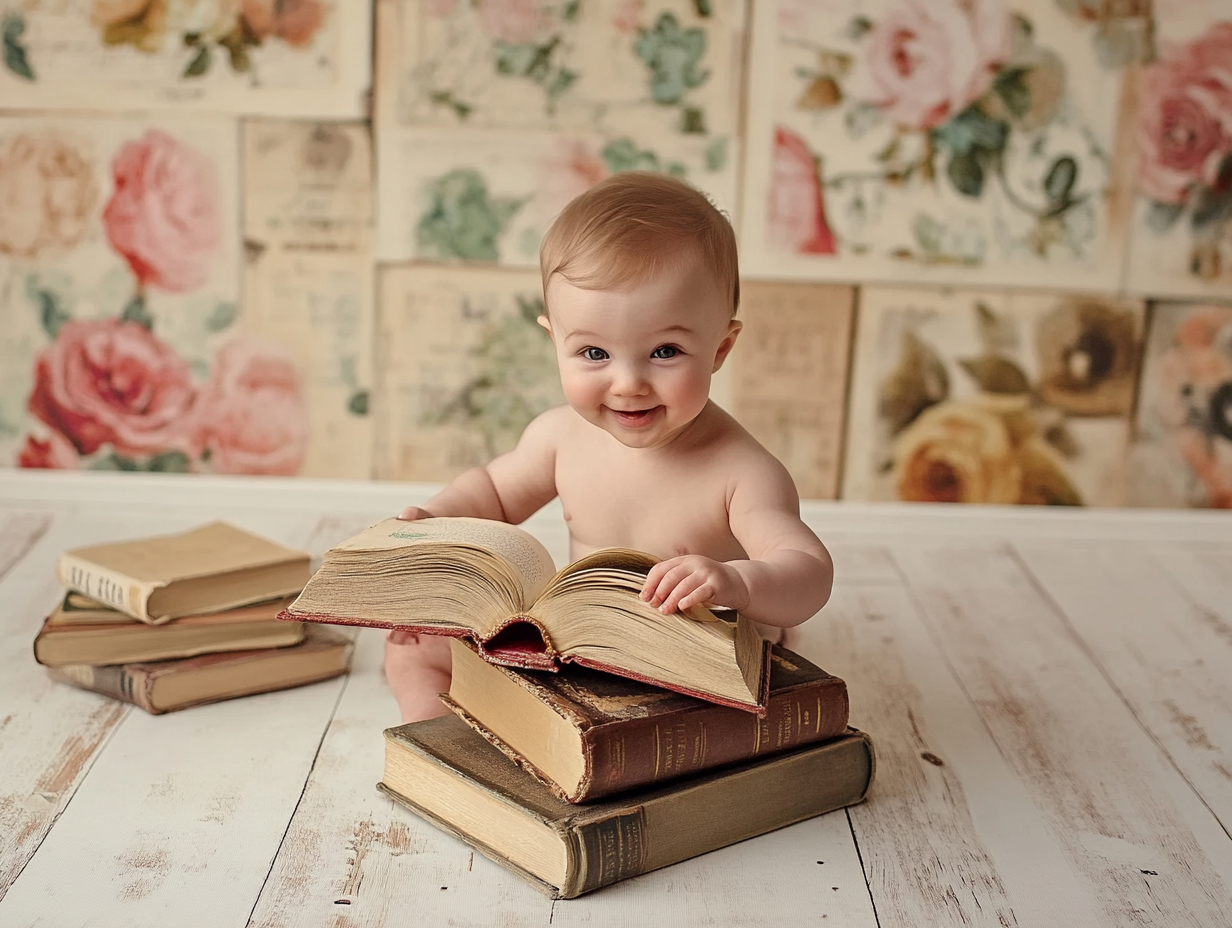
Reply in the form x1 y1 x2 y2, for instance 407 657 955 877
33 593 304 667
443 638 850 803
46 626 352 714
380 714 875 899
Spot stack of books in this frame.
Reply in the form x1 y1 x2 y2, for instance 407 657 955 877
286 516 875 898
36 522 352 714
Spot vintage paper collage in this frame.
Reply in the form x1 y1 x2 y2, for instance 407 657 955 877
0 113 246 473
842 286 1146 507
373 264 563 482
1128 302 1232 508
740 0 1132 291
1124 6 1232 299
729 282 855 500
0 0 371 117
375 0 744 264
241 120 374 479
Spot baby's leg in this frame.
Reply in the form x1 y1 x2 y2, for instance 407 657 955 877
384 630 453 723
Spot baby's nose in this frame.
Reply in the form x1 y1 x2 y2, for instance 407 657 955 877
610 362 650 395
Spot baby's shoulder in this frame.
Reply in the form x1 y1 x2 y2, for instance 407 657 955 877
519 405 591 449
703 408 798 492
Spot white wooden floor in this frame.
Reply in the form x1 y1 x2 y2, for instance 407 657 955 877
1 471 1231 928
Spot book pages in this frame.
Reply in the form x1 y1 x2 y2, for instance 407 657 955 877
730 282 856 500
843 286 1144 507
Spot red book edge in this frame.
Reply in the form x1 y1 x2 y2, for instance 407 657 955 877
280 609 771 715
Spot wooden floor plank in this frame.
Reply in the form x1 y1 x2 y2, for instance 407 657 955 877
1015 540 1232 837
889 538 1232 928
797 568 1106 928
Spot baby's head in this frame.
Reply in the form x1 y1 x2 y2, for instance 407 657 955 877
539 171 739 319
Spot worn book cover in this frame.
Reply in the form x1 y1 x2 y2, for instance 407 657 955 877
380 714 875 899
47 626 351 714
33 593 303 667
444 638 850 802
57 522 311 623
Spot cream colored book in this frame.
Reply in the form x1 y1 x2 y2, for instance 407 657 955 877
33 593 304 667
57 522 311 624
284 517 770 713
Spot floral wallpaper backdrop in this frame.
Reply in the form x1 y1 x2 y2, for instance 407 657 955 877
0 0 1229 508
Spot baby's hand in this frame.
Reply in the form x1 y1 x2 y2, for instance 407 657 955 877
641 555 751 615
397 506 433 521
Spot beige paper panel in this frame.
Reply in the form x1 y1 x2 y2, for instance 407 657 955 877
0 0 371 117
0 113 240 472
1127 301 1232 509
1124 10 1232 298
243 120 373 252
739 0 1133 291
374 264 564 482
842 286 1145 507
730 282 855 500
242 250 374 479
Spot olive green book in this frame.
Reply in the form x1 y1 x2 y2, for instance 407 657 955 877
379 714 875 899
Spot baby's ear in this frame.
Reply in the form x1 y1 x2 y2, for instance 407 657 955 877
712 318 743 372
537 314 554 341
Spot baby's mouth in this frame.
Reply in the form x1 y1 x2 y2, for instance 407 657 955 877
606 406 660 426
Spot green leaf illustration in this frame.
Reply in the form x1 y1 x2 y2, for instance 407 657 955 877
2 13 34 80
705 137 728 171
934 104 1008 158
946 151 985 197
1145 200 1184 233
205 301 238 333
416 169 525 262
635 12 709 106
601 138 663 173
28 278 71 339
184 44 212 77
1192 155 1232 230
992 67 1031 120
120 293 154 330
147 451 191 473
957 355 1031 395
680 105 706 134
1043 156 1078 210
348 390 370 416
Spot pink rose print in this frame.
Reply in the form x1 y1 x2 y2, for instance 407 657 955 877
195 338 308 476
767 126 836 255
240 0 326 48
27 318 197 458
1136 22 1232 205
858 0 1013 130
476 0 546 44
17 431 80 470
102 130 221 294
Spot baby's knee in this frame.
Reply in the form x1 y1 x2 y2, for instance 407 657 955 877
384 630 452 676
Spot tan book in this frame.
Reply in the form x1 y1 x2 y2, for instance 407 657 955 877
33 593 304 667
57 522 311 623
443 638 850 802
380 714 875 899
46 625 352 714
284 517 770 713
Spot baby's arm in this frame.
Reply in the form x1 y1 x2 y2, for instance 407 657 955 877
398 409 562 523
641 458 833 627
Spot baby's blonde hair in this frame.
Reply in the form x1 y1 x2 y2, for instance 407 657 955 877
539 171 740 316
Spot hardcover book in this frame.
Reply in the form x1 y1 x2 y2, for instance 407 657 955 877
33 593 304 667
380 714 875 899
443 638 850 803
47 626 352 714
57 521 311 623
284 517 770 712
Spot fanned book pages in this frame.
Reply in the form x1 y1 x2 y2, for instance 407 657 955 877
443 638 850 803
380 714 875 899
57 522 311 624
283 517 770 713
33 593 303 667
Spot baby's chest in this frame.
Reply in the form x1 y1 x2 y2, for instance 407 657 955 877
555 461 743 560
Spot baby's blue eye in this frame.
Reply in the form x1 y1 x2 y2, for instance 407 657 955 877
651 345 679 360
582 347 608 361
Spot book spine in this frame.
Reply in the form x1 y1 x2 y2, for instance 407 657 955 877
57 554 154 620
577 679 849 801
48 664 158 713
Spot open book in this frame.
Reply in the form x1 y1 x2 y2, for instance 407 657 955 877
282 517 770 712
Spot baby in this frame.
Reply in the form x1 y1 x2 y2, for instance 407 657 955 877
386 171 834 722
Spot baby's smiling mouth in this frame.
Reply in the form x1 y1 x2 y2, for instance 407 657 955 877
606 406 660 425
